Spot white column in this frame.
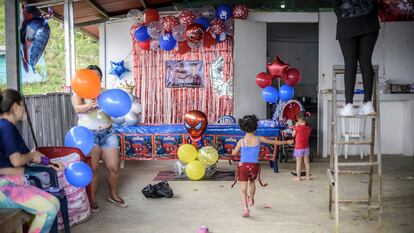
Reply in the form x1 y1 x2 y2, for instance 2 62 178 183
64 0 75 88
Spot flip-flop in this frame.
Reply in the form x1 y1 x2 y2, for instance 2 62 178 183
90 202 99 213
107 197 128 208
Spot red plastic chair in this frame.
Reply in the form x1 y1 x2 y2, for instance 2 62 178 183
37 147 92 202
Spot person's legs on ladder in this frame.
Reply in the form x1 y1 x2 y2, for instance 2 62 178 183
339 36 359 116
357 30 379 115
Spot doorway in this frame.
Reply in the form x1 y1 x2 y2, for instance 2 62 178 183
266 23 319 156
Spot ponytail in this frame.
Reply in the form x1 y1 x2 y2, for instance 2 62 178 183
297 111 311 126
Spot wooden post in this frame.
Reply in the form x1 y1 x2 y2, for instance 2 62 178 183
5 0 21 90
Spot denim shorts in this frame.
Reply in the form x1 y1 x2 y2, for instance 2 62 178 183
293 148 310 158
92 127 119 149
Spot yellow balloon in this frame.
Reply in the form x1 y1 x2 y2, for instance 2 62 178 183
185 160 206 180
197 146 219 166
177 144 197 163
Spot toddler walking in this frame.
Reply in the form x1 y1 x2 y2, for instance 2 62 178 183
232 115 293 217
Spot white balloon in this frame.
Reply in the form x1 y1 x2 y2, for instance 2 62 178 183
173 160 186 178
130 101 142 114
111 116 125 125
124 112 139 126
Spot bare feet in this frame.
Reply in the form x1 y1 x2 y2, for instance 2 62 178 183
305 176 313 181
293 177 301 181
242 208 250 217
248 196 254 207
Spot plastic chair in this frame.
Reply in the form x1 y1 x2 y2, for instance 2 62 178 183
339 118 367 159
25 165 70 233
37 147 92 202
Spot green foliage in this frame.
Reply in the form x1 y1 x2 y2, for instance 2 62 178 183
0 0 99 94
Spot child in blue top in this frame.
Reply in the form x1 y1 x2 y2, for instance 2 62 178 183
232 115 293 217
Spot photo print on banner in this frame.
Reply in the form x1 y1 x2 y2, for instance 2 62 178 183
166 60 204 88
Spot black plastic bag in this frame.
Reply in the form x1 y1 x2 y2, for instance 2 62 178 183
155 181 173 198
141 181 173 198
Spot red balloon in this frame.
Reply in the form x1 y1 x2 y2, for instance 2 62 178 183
185 24 204 43
233 4 249 19
210 19 225 35
256 72 273 88
144 9 159 25
267 56 289 79
139 39 151 50
162 16 179 32
284 68 301 86
203 30 216 48
176 41 190 54
179 10 195 25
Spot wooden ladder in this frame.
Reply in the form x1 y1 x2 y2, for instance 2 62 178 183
327 65 383 233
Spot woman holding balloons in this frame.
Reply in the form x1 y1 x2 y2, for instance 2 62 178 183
0 89 64 233
71 65 128 212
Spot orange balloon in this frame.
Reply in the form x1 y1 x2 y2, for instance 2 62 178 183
71 69 101 99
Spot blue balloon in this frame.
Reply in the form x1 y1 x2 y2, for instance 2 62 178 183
216 4 232 21
64 161 93 188
98 89 132 118
262 86 279 104
279 84 295 101
195 17 210 30
64 126 94 156
159 33 177 51
134 25 150 42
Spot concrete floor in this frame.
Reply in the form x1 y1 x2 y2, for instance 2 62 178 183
72 155 414 233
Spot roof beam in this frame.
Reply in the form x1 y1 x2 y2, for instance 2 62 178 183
75 18 108 27
87 0 110 18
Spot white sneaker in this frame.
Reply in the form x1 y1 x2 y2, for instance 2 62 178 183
340 103 355 116
357 101 376 116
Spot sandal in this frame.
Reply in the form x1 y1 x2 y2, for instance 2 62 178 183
242 208 250 218
91 203 99 213
107 196 128 208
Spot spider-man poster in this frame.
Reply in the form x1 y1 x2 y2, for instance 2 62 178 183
378 0 414 21
154 135 183 159
123 135 153 159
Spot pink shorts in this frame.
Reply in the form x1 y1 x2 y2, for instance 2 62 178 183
293 148 310 157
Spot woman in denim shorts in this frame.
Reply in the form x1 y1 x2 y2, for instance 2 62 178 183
71 65 127 212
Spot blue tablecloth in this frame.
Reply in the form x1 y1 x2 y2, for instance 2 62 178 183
114 124 280 137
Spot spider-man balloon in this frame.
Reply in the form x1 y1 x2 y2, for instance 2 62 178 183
183 110 208 142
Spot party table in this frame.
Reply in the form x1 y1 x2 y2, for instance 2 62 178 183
114 124 280 162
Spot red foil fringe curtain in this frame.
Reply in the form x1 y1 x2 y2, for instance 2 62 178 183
133 40 234 124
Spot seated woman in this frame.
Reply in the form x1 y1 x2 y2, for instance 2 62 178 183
0 88 63 233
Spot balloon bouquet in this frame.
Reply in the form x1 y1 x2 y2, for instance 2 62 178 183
130 4 249 53
173 110 219 180
256 56 302 124
64 69 136 187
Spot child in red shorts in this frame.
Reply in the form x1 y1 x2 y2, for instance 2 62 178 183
292 112 312 181
232 115 293 217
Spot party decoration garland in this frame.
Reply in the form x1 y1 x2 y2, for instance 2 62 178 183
129 4 249 54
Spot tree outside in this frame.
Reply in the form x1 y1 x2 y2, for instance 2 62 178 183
0 0 99 95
